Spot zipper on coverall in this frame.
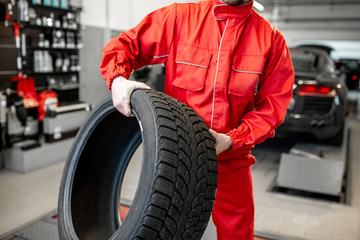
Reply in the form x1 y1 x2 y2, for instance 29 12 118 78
211 6 229 130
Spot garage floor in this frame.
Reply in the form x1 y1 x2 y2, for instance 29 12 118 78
252 120 360 240
0 117 359 240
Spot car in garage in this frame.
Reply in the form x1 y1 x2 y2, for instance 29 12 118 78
292 42 359 90
279 47 348 144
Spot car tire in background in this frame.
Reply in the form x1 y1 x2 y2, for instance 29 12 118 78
58 89 217 240
325 122 345 146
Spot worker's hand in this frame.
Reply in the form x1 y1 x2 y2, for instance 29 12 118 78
111 76 151 117
209 129 233 155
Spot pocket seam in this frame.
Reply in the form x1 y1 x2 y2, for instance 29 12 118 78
176 61 209 69
232 68 262 75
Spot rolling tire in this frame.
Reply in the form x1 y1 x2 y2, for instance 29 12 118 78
58 89 217 240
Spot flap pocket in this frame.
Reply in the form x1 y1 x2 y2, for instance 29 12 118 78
228 55 266 96
173 44 212 91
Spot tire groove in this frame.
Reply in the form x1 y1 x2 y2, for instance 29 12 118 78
131 90 216 240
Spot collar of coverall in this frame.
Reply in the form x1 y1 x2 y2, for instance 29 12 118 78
213 0 254 21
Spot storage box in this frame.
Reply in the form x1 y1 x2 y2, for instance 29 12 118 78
4 138 74 173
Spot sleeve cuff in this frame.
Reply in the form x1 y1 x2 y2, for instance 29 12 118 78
106 68 130 91
226 124 248 150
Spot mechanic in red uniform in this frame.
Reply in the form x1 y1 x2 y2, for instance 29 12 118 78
100 0 295 239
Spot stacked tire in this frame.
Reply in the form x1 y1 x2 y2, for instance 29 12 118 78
58 89 218 240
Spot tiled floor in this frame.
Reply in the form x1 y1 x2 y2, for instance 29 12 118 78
0 119 359 239
0 160 65 237
252 119 360 240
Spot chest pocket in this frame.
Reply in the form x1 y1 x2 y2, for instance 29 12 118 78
173 44 212 91
228 55 266 97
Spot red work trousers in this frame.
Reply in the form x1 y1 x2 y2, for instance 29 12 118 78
212 158 254 240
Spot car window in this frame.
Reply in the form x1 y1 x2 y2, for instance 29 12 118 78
317 54 335 74
291 49 336 74
290 52 317 72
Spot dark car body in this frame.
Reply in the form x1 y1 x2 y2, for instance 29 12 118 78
279 47 348 141
337 58 360 90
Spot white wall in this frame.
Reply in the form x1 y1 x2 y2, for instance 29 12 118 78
81 0 198 30
108 0 131 30
282 29 360 47
79 0 200 105
81 0 360 43
80 0 107 28
257 3 360 45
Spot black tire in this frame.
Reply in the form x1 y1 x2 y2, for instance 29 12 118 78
58 89 217 240
325 122 345 146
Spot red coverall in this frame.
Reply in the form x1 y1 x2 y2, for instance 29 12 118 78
100 0 295 239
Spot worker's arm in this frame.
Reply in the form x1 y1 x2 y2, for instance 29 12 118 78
226 32 295 149
100 4 177 115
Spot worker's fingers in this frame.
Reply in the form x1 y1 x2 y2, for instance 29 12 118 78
123 98 135 117
121 96 133 117
208 129 232 155
111 77 151 117
135 82 151 90
111 87 132 117
209 129 219 154
209 129 218 140
112 95 130 117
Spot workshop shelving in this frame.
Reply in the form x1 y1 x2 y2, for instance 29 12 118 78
0 0 85 147
17 0 82 101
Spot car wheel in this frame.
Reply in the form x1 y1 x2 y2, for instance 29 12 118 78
327 122 345 146
58 89 217 240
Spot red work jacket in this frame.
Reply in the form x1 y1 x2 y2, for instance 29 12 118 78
100 0 295 165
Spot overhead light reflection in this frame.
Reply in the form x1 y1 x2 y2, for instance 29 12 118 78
253 1 265 11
